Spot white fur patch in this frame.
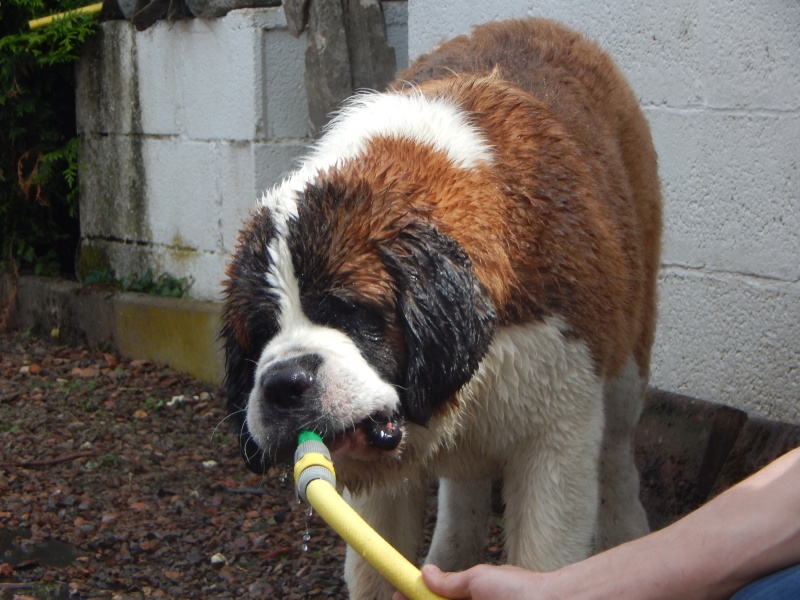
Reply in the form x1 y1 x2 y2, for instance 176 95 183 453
444 318 604 451
257 89 493 222
245 318 399 447
309 91 494 171
428 319 605 571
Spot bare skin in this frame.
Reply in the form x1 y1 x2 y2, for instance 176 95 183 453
394 447 800 600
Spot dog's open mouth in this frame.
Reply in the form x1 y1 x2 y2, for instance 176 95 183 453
325 414 403 457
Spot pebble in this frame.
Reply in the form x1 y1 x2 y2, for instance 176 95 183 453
210 552 228 567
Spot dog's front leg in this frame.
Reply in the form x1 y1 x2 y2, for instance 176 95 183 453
502 419 603 572
343 481 428 600
425 477 492 571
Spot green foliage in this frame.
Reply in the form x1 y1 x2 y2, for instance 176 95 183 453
144 396 165 411
121 268 194 298
82 267 115 285
83 266 194 298
99 453 120 468
1 0 98 275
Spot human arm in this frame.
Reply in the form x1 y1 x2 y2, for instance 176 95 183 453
395 446 800 600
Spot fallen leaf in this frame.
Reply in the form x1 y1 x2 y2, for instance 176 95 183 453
71 367 99 378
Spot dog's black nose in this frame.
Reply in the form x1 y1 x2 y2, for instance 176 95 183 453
260 355 321 408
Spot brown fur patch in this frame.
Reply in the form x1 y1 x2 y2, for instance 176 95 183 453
389 18 662 378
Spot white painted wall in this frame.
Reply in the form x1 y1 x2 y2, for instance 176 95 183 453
408 0 799 423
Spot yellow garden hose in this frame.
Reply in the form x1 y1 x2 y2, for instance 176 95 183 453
29 2 103 30
294 432 445 600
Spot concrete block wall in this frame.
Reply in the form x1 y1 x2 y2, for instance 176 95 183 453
76 3 408 301
408 1 799 423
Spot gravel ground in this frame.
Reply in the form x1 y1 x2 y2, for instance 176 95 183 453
0 330 504 600
0 330 349 599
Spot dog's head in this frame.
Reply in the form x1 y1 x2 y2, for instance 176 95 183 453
221 174 497 473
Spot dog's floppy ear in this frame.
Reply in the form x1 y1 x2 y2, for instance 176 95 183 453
380 222 497 425
220 205 279 473
220 337 270 473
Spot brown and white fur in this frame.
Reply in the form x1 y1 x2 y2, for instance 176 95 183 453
222 18 661 600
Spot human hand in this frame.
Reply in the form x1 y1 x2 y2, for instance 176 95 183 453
392 563 547 600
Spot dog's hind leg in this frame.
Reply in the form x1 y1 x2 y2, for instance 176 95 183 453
425 477 492 571
596 355 650 551
343 481 428 600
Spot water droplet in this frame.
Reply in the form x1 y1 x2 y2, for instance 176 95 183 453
301 543 308 552
306 506 314 517
278 470 287 484
303 532 311 542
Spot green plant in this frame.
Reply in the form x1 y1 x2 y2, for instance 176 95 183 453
212 430 232 446
1 421 20 433
79 396 98 412
122 268 194 298
1 1 98 275
82 267 115 285
144 396 164 411
83 266 194 298
99 453 120 468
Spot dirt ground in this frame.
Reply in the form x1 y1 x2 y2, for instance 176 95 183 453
0 329 351 599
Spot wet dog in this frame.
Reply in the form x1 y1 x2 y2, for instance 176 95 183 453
222 17 661 599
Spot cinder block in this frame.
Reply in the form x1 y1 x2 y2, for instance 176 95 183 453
221 141 308 253
174 18 265 141
76 21 138 136
648 109 800 281
145 246 229 301
143 138 224 253
652 269 800 424
79 134 151 242
576 1 703 107
135 25 182 136
699 0 800 110
84 238 228 302
263 17 311 139
635 389 747 529
252 140 307 192
383 1 409 70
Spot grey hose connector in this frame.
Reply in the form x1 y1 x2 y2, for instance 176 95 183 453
294 434 336 503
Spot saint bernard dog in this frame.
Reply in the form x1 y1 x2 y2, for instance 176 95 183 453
222 17 661 599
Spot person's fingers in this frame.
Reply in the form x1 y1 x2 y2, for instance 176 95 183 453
392 565 469 600
421 564 473 598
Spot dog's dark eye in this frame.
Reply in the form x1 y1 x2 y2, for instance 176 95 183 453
328 296 386 342
304 293 386 342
